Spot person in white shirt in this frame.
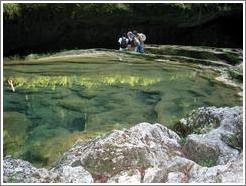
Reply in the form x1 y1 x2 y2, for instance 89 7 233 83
127 31 135 51
118 33 129 51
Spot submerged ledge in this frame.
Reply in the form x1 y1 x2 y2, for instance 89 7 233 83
3 106 243 183
4 45 243 89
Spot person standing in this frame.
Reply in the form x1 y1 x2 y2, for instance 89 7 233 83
127 31 136 51
133 30 146 53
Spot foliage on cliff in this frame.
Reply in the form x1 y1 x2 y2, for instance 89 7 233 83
3 3 243 56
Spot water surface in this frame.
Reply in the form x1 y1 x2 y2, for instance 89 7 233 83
3 50 242 167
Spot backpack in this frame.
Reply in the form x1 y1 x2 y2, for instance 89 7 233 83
120 37 128 48
139 33 146 42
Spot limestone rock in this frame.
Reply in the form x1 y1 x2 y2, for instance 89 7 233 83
56 122 182 182
181 106 242 165
143 167 166 183
3 106 243 183
167 172 188 183
3 156 60 183
107 169 141 183
188 153 243 183
53 165 93 183
3 156 93 183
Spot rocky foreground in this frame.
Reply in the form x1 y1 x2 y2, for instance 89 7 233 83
3 106 243 183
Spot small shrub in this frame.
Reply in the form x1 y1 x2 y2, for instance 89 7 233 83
197 158 217 167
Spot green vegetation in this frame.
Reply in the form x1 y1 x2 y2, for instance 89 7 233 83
227 133 239 147
4 74 161 90
8 172 21 183
171 122 191 138
3 3 21 19
3 3 242 56
179 137 187 145
228 68 243 82
193 123 213 134
172 112 221 137
4 4 237 21
176 121 214 136
197 157 217 167
222 133 241 150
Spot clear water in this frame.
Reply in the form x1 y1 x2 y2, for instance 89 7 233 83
3 51 242 167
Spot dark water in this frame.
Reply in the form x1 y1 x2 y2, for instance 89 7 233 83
3 51 242 167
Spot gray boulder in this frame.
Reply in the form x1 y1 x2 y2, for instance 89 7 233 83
188 152 243 183
3 156 93 183
181 106 242 165
55 122 182 183
3 156 60 183
3 106 243 183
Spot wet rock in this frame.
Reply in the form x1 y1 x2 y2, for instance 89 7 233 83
3 106 243 183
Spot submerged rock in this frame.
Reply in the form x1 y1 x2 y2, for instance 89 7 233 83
3 112 31 157
3 106 243 183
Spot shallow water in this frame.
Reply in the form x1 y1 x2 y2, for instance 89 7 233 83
3 50 242 167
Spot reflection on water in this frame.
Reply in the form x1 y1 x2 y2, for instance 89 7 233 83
3 52 242 167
